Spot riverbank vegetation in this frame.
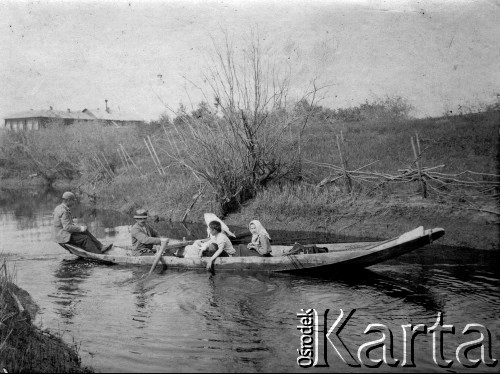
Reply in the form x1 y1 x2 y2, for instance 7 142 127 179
0 35 498 247
1 100 497 218
0 259 92 372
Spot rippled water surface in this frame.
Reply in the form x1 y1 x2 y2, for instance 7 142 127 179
0 188 498 372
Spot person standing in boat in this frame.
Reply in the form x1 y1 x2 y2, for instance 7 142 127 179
131 209 168 255
53 191 113 254
247 220 272 257
205 220 236 271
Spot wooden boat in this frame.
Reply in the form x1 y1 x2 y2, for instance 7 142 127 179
60 226 444 275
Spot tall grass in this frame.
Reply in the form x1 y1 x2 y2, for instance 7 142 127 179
94 170 209 219
253 182 350 217
0 122 138 183
0 258 92 372
301 109 499 183
1 100 497 221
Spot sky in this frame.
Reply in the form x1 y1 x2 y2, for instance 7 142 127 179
1 0 499 121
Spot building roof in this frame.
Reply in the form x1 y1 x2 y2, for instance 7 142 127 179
4 109 95 120
83 108 144 122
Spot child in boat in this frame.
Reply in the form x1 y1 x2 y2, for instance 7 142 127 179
182 213 235 258
205 220 236 270
247 220 272 257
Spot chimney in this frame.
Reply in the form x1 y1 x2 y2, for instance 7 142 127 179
105 99 109 113
67 108 71 113
50 106 53 110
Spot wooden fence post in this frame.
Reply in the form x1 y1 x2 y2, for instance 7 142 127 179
148 135 165 175
117 148 128 171
336 134 352 193
144 138 163 175
120 144 143 176
411 134 427 198
119 144 130 170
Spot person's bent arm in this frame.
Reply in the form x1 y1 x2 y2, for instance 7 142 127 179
258 235 272 255
132 228 162 245
60 209 83 233
195 238 210 245
206 247 224 270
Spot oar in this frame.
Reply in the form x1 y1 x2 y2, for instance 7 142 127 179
148 239 169 276
147 232 248 276
147 239 196 276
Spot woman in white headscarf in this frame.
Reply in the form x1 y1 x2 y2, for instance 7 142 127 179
247 220 272 257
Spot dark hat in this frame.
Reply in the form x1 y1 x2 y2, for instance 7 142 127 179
62 191 76 200
134 209 148 219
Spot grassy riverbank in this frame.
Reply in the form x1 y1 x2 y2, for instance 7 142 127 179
0 260 92 373
93 109 498 249
226 189 499 250
1 105 498 250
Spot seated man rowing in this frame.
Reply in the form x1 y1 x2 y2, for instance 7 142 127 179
54 191 113 253
131 209 169 256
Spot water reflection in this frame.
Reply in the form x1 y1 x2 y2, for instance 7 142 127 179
335 268 443 312
130 274 158 330
0 187 349 248
198 273 274 372
1 187 499 373
50 258 94 322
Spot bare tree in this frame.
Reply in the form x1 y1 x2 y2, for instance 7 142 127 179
164 31 325 215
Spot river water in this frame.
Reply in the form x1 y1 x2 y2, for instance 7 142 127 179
0 188 498 373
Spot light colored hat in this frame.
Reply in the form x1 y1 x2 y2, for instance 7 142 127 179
134 209 148 219
204 213 235 238
62 191 75 200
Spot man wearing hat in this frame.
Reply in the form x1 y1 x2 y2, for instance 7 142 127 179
131 208 167 255
54 191 113 253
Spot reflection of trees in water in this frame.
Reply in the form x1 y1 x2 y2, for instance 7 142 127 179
51 258 93 321
0 188 60 231
1 187 343 245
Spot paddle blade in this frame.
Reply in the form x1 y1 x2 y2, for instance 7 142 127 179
147 239 168 276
